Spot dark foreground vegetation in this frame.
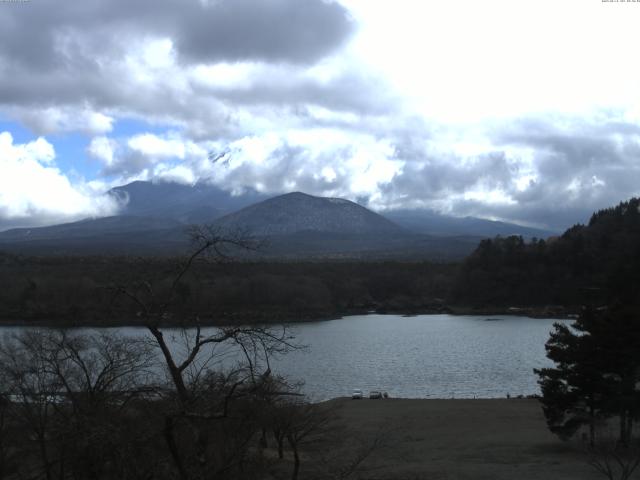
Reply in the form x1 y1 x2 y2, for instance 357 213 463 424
0 326 386 480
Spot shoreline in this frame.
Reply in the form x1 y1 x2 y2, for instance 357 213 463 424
0 304 578 328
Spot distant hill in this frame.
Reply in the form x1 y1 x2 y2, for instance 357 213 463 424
0 216 182 241
384 209 556 239
214 192 403 236
108 181 267 223
0 216 186 255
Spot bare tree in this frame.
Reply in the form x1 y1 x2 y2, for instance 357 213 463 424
0 331 63 480
0 329 158 480
112 225 301 479
0 390 18 479
584 433 640 480
274 400 333 480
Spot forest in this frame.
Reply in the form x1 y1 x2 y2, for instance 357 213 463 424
0 255 456 326
452 197 640 310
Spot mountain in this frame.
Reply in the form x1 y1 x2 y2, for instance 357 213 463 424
208 192 482 259
0 188 481 259
383 209 557 238
108 181 267 223
0 216 187 255
108 181 553 238
0 216 182 241
214 192 403 236
0 181 553 259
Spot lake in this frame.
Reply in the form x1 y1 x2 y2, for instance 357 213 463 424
277 314 566 400
0 314 567 401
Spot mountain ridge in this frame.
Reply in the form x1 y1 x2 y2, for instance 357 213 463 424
0 181 557 259
384 209 556 239
213 191 404 236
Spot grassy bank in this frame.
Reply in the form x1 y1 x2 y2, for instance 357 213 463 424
280 398 602 480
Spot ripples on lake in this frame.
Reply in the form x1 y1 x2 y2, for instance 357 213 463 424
272 314 567 400
1 314 568 401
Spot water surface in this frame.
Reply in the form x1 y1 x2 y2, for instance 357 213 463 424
275 314 564 400
0 314 567 400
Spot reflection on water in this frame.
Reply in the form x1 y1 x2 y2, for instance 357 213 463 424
0 314 568 401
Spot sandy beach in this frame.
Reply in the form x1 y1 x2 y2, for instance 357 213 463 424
297 398 603 480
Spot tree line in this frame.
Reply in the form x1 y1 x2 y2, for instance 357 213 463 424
452 198 640 309
0 254 456 326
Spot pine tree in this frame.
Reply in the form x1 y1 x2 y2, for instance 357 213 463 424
535 305 640 446
535 309 611 445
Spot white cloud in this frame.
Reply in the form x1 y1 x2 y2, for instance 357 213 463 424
128 133 187 159
88 136 118 166
344 0 640 123
23 136 56 165
92 132 209 179
183 128 404 203
12 106 115 136
0 132 119 229
154 164 197 184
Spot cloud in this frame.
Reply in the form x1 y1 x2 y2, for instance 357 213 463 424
2 2 639 233
10 106 114 136
84 129 403 203
79 109 640 233
383 115 640 230
198 130 403 202
87 136 118 167
171 0 354 65
0 132 119 230
488 117 640 229
127 134 187 159
87 132 208 179
0 0 353 69
0 0 374 145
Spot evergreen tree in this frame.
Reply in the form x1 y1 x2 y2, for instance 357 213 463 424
536 305 640 446
535 309 610 445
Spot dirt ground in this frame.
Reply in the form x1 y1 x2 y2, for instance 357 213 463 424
296 398 604 480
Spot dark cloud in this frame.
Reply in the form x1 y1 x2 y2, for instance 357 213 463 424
0 0 353 69
99 149 156 179
497 118 640 226
0 0 372 141
173 0 354 64
191 68 396 116
445 198 592 232
374 115 640 231
383 149 515 201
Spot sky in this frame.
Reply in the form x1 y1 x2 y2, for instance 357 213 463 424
1 0 640 231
